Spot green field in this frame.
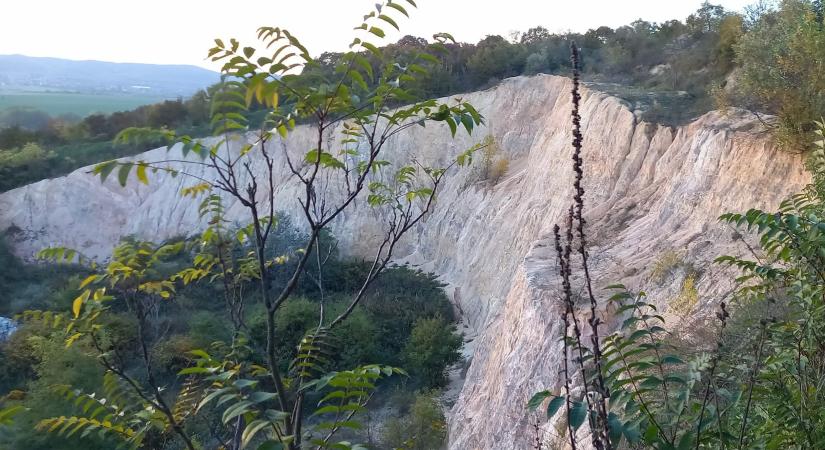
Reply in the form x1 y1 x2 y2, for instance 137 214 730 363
0 91 169 117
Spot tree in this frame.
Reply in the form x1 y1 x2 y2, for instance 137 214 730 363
147 99 188 128
403 316 462 388
467 35 526 86
734 0 825 147
524 52 549 75
81 114 109 139
716 14 744 69
687 1 727 34
184 90 210 125
520 26 551 45
24 2 483 450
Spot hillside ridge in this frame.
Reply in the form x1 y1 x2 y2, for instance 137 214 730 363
0 54 218 97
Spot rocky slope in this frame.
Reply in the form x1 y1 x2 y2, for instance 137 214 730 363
0 75 810 448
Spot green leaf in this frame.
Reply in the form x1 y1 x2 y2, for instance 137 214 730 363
527 391 550 410
623 420 642 443
248 392 278 404
460 113 474 134
445 117 457 137
361 42 381 57
607 413 623 446
0 405 25 425
386 2 409 17
242 419 274 448
643 423 659 443
94 161 117 182
117 163 133 187
676 432 694 450
378 14 399 30
661 355 685 365
367 26 385 38
222 400 254 424
569 401 586 430
546 396 565 418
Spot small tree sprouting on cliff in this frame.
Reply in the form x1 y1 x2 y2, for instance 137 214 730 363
16 2 484 449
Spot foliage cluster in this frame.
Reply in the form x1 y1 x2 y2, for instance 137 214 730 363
733 0 825 148
300 2 745 125
0 96 209 191
0 226 462 449
380 391 448 450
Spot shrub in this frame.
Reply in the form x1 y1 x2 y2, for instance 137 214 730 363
650 250 684 283
734 0 825 148
403 316 462 388
381 391 447 450
489 157 509 184
669 273 699 315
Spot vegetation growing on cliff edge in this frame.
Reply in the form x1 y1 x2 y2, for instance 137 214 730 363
732 0 825 148
529 45 825 450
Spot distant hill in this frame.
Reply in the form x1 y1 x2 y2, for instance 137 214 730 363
0 55 219 98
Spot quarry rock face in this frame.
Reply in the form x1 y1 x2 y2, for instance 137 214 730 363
0 75 810 448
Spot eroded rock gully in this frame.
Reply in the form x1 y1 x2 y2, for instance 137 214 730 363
0 75 810 449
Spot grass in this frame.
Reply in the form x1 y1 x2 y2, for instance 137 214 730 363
0 92 169 117
651 250 685 283
669 274 699 316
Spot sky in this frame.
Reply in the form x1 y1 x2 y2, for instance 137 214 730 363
0 0 755 71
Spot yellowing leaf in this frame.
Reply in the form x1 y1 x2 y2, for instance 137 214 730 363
72 290 90 318
136 164 148 185
79 275 97 289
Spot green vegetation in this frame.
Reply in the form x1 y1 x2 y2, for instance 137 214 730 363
0 232 84 316
299 2 744 125
733 0 825 148
0 95 210 191
381 391 448 450
650 250 686 283
0 232 462 450
403 317 462 388
471 134 510 185
0 92 168 117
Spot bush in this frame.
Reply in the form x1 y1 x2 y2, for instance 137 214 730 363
0 336 110 450
403 316 462 388
381 391 447 450
734 0 825 148
468 134 509 185
186 310 232 347
650 250 684 283
669 273 699 315
489 158 509 184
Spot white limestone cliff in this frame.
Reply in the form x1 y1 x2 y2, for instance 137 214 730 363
0 75 810 448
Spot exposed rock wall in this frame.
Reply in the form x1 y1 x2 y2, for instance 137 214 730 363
0 75 810 449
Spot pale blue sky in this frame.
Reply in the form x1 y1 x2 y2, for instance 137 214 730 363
0 0 755 70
